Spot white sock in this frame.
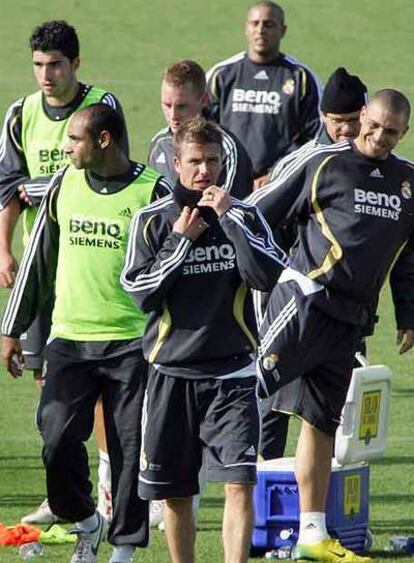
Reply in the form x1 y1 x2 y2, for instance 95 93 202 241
111 545 135 560
97 450 112 519
78 512 99 532
98 449 111 487
298 511 328 544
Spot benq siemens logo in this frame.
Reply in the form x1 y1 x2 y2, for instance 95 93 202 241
183 243 236 275
354 188 401 221
68 215 124 249
232 88 281 115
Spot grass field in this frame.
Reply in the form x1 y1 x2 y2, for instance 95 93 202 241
0 0 414 561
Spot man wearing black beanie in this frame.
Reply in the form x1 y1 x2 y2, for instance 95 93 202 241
319 67 367 144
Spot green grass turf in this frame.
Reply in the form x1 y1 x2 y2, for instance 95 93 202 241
0 0 413 560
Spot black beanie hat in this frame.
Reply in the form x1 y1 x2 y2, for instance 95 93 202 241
321 67 367 114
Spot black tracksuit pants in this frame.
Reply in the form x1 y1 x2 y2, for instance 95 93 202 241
37 338 149 547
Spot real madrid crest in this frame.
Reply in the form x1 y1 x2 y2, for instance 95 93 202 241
282 78 295 96
263 353 279 371
401 180 412 199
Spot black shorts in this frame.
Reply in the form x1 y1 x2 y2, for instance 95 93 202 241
20 297 53 372
257 281 360 437
139 368 259 500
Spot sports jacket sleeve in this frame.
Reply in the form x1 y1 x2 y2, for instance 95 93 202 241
219 199 287 291
0 99 52 208
121 209 193 313
390 238 414 330
1 172 62 338
245 158 309 231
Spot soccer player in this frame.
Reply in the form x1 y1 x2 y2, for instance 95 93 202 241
319 67 367 144
249 89 414 562
121 117 287 563
260 67 368 461
1 104 172 563
0 19 128 524
149 59 254 529
206 1 321 188
149 59 253 198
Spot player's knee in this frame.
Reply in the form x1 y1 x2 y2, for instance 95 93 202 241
225 482 254 505
165 496 193 514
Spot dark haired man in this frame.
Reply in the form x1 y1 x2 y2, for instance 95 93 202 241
1 103 172 563
207 1 321 188
249 89 414 562
149 59 253 199
122 117 287 563
0 19 128 524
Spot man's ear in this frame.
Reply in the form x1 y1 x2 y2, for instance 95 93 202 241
98 130 111 149
400 124 409 140
71 57 80 73
359 105 367 125
173 154 181 176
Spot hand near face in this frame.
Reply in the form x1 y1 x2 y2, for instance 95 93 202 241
198 186 231 217
173 206 207 241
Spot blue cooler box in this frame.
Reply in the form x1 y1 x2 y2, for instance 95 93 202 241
253 458 369 553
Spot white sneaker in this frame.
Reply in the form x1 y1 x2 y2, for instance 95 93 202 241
149 500 165 528
21 498 64 525
109 544 135 562
97 483 113 522
70 512 107 563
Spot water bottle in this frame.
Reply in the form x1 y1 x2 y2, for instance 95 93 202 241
18 542 44 559
277 545 292 559
389 536 414 553
264 546 292 559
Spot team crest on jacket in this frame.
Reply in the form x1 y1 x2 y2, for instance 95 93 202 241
282 78 295 95
263 353 279 371
401 181 412 199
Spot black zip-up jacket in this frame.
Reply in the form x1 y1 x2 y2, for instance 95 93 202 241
121 183 288 378
248 140 414 328
207 52 322 177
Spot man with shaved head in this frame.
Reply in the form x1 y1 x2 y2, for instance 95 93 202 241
207 1 322 188
248 89 414 562
1 103 172 563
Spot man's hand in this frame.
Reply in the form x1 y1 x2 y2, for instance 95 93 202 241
253 172 271 190
17 185 34 207
198 186 231 217
2 336 24 377
172 206 207 241
0 249 17 288
396 329 414 355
